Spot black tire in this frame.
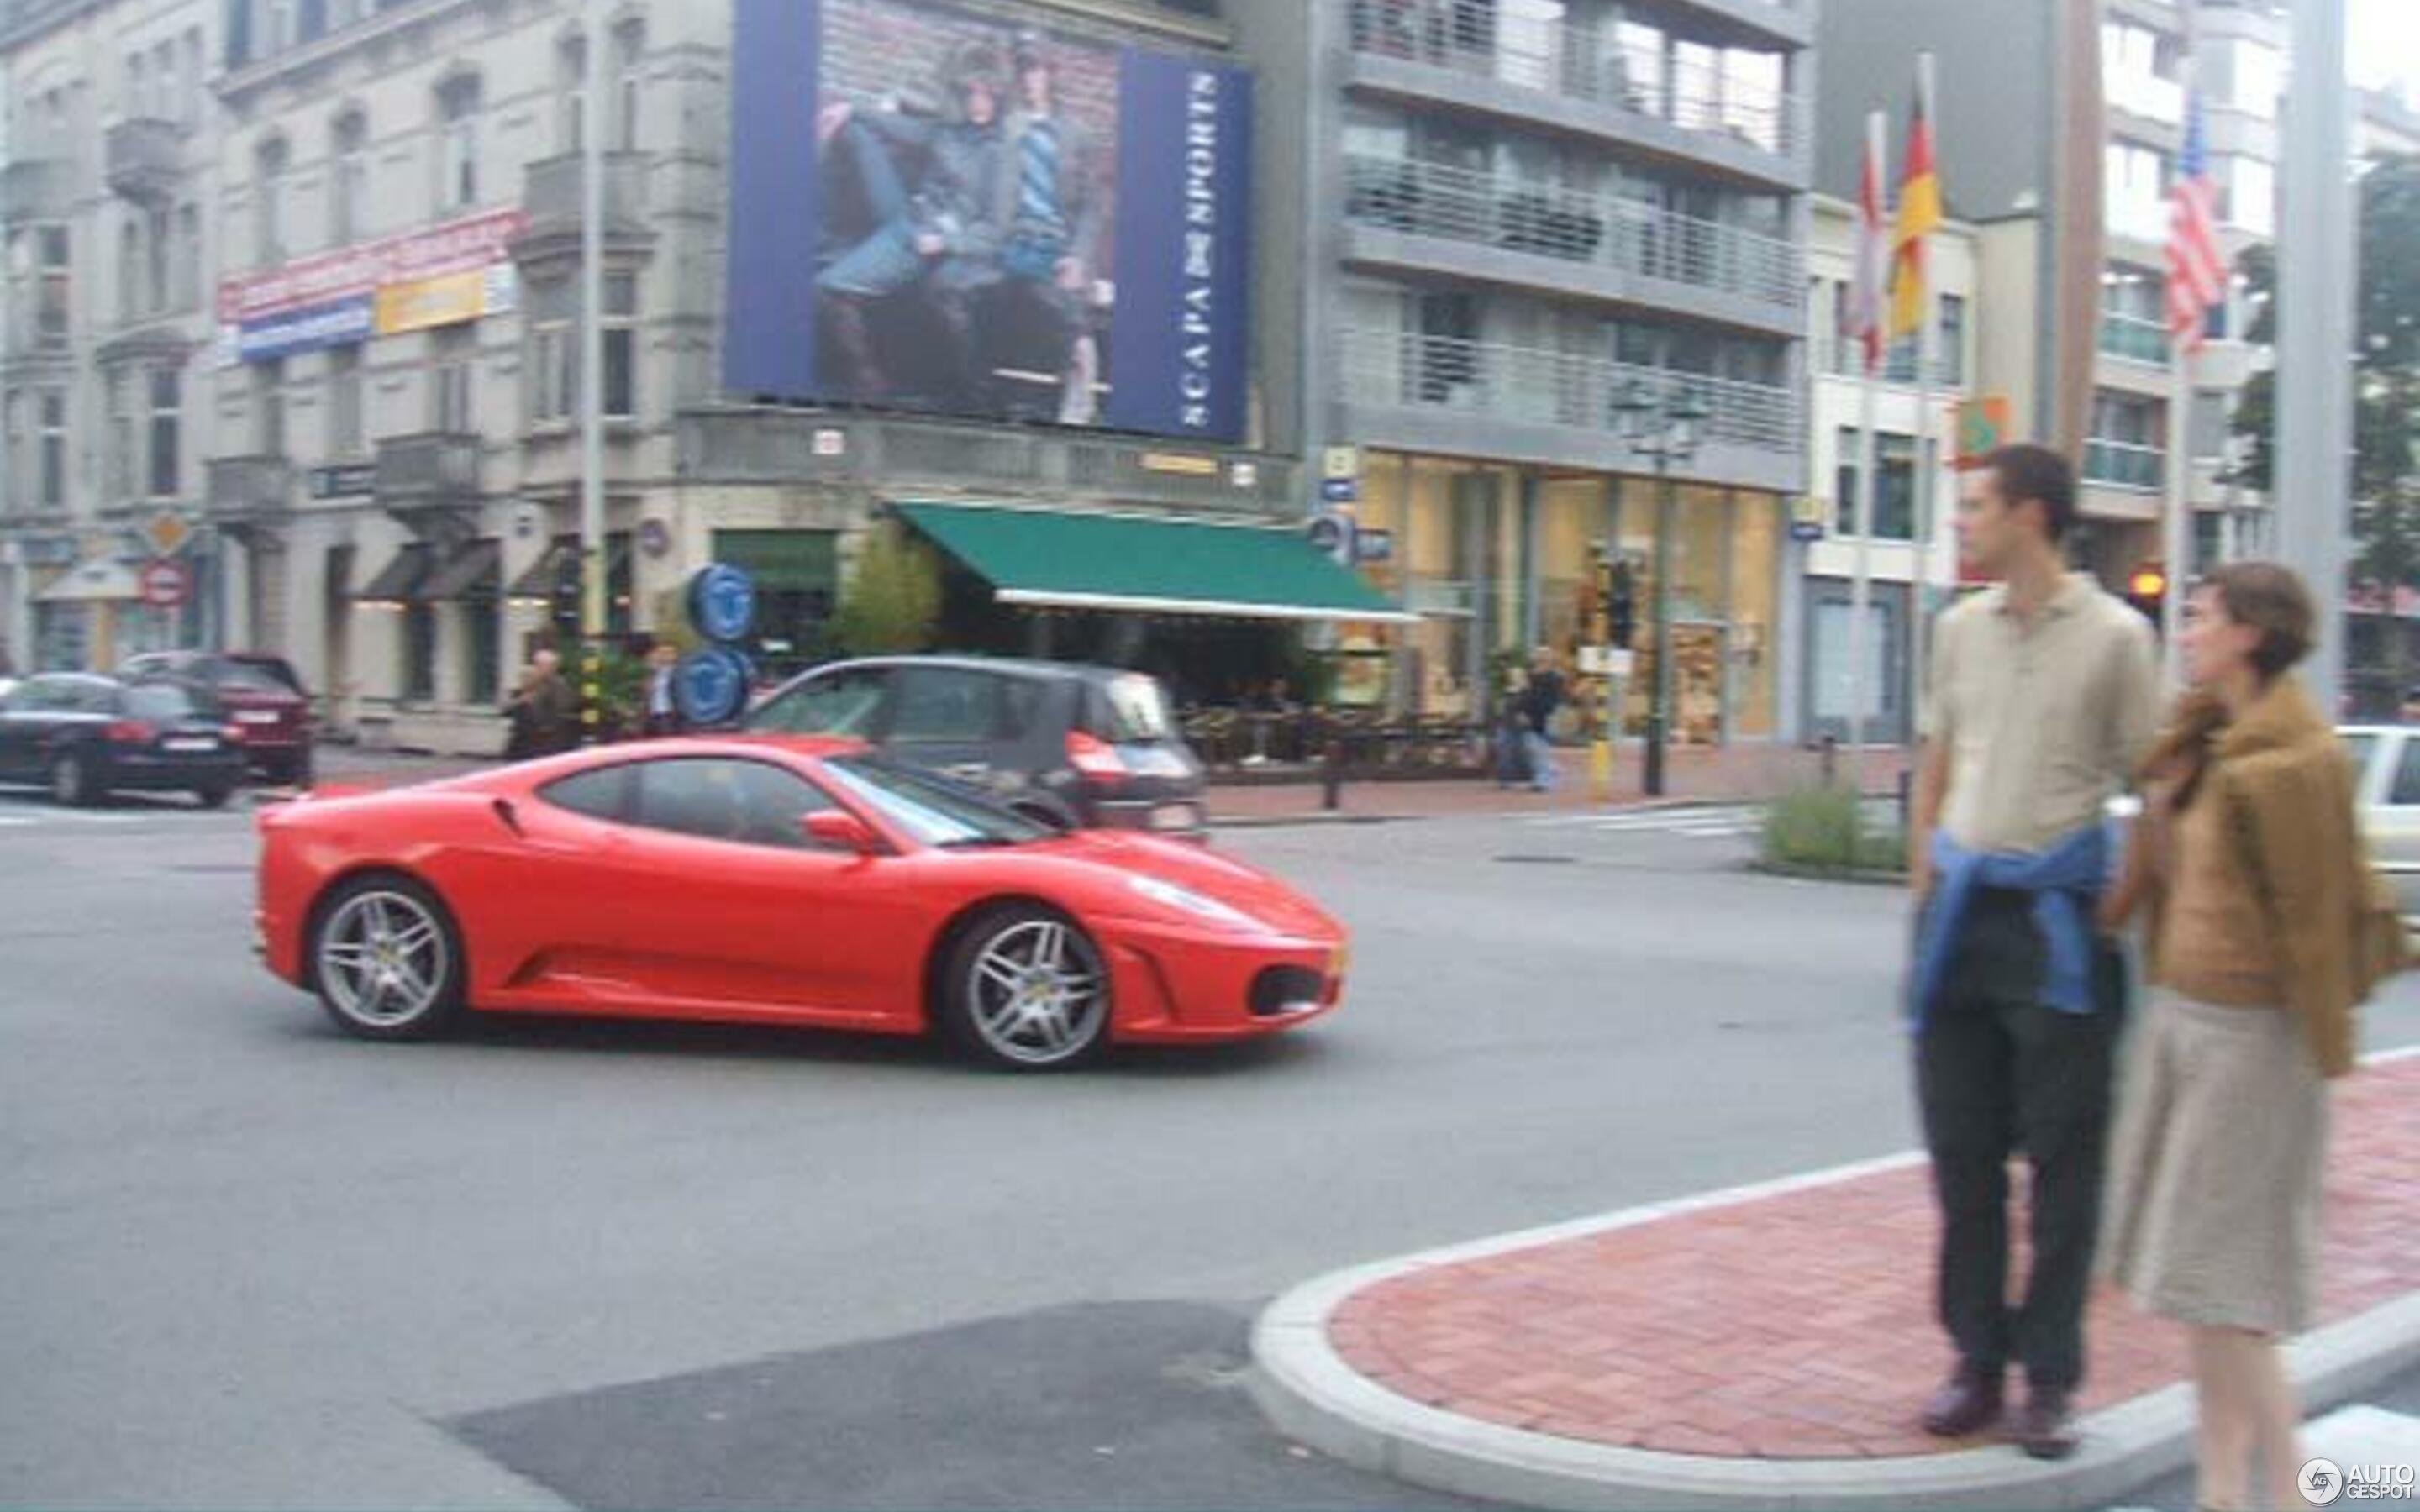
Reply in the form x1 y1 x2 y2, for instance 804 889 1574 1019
936 905 1111 1071
306 873 468 1042
49 751 100 807
194 781 235 810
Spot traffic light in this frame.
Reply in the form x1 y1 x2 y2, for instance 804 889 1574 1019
1607 559 1638 649
2125 563 2167 625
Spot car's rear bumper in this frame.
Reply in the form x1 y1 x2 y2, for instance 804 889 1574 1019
102 751 248 790
1092 795 1209 839
1097 918 1344 1043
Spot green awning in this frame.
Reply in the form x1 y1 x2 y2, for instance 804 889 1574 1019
893 502 1415 624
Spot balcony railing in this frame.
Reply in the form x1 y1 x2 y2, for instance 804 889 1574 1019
1340 326 1798 454
375 432 481 504
105 118 187 202
2099 313 2170 365
1343 153 1802 309
517 152 651 251
1348 0 1802 159
2084 438 2165 491
206 454 294 516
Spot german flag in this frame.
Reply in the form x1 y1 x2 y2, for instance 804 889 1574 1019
1889 54 1943 342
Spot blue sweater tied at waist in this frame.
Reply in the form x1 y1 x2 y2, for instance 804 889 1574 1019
1909 823 2110 1030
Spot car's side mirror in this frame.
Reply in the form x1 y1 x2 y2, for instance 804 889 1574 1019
804 809 881 856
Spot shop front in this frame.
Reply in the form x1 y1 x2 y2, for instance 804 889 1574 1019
1346 450 1786 744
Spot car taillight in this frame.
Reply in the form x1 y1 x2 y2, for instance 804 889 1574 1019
224 724 246 743
105 720 156 745
1065 731 1128 785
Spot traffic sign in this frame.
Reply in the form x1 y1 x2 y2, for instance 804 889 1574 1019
685 563 757 644
1307 512 1355 565
145 512 192 557
1319 477 1360 504
138 557 192 609
672 647 753 727
1321 444 1361 480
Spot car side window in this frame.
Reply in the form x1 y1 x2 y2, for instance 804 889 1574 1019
753 669 888 737
631 758 837 850
2391 740 2420 807
538 765 634 823
889 668 1002 743
999 677 1050 741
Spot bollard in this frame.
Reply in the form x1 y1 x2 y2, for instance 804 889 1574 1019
1321 722 1345 812
1897 767 1914 834
1819 732 1839 789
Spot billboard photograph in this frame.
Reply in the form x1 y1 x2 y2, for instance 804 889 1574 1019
723 0 1254 444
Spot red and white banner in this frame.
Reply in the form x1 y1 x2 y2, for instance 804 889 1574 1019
216 207 529 324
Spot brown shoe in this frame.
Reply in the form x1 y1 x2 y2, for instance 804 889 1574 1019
2012 1389 2079 1460
1920 1369 2004 1437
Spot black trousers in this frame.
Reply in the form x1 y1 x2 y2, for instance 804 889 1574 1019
1915 890 2126 1394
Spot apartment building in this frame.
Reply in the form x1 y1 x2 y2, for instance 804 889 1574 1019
1233 0 1816 746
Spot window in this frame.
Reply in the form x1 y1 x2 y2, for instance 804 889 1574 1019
156 40 178 122
888 668 1003 743
39 391 67 509
2100 264 2168 363
330 112 367 245
183 30 204 127
632 758 837 849
403 601 435 701
3 393 23 510
105 370 134 498
37 226 71 348
255 136 288 264
602 272 638 419
555 33 586 155
145 206 169 314
539 764 633 822
2392 740 2420 807
613 23 644 151
148 365 182 497
2104 142 2168 243
175 205 200 308
465 592 500 704
2189 387 2231 460
2219 155 2275 237
1833 427 1918 541
265 0 295 53
531 321 571 424
118 221 141 323
2086 391 2165 490
1937 294 1966 386
430 329 474 432
436 76 481 211
328 347 363 454
749 668 886 736
255 360 286 457
2213 39 2281 122
2101 20 2182 124
127 55 146 118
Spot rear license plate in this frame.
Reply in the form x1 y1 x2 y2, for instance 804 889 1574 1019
1149 804 1199 832
234 710 280 725
164 738 218 752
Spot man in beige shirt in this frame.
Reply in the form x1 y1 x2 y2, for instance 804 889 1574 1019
1907 444 2160 1458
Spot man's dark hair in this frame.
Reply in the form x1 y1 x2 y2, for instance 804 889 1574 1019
1982 443 2078 543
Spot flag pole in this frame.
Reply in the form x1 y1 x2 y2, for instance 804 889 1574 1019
1846 110 1887 792
1907 51 1939 760
2160 55 2201 690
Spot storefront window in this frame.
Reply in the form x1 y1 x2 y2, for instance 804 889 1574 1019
1728 492 1781 739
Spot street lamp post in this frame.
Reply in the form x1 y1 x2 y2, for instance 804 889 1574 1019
1614 381 1707 799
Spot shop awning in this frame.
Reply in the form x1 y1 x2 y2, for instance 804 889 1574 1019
892 502 1417 624
421 538 502 601
354 543 433 605
38 559 140 603
508 536 629 602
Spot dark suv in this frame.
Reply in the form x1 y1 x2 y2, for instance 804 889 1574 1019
744 657 1207 836
0 674 248 807
122 652 313 785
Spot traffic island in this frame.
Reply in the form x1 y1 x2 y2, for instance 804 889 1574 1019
1251 1052 2420 1512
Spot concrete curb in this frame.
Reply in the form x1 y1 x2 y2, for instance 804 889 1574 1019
1250 1131 2420 1511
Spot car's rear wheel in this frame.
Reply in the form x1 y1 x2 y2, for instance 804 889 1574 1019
194 780 235 810
309 874 466 1041
49 752 99 807
939 906 1110 1070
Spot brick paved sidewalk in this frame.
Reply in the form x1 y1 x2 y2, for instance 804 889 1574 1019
1320 1054 2420 1462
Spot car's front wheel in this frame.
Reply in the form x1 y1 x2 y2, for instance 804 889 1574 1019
939 906 1110 1070
308 874 466 1041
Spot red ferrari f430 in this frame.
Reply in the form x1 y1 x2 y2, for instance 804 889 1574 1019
255 738 1346 1069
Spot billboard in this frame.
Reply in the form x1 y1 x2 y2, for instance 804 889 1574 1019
217 207 527 365
723 0 1254 444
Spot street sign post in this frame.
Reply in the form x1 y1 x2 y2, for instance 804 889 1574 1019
139 558 192 610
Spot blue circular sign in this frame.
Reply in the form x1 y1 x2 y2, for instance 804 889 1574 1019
673 648 752 727
687 564 757 645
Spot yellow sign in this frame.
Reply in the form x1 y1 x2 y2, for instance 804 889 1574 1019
145 512 192 557
1139 451 1218 477
374 269 488 336
1322 444 1361 480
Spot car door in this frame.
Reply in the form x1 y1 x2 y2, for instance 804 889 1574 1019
2363 732 2420 921
572 755 924 1023
881 665 1013 792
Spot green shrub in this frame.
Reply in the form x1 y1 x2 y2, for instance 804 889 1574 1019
1760 785 1906 875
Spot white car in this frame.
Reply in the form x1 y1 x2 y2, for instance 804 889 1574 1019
2340 726 2420 926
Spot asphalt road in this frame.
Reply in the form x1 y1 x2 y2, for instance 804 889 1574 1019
3 787 2416 1509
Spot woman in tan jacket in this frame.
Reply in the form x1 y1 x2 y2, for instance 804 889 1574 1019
2102 561 2403 1512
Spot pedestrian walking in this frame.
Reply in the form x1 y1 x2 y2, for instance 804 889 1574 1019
1521 646 1565 794
504 648 580 759
1905 444 2160 1458
2099 562 2406 1511
643 643 684 738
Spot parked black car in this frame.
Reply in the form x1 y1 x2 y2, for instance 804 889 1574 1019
122 650 313 785
743 657 1208 836
0 673 248 807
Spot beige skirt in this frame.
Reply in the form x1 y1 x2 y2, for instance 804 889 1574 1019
2100 992 2328 1336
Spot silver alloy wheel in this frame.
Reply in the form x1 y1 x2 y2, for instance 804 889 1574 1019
50 755 80 805
965 918 1106 1067
317 890 450 1030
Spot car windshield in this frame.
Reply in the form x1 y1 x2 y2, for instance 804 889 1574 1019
125 683 217 721
821 756 1052 849
1098 674 1174 743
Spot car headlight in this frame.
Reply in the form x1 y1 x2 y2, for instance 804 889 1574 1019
1128 874 1261 930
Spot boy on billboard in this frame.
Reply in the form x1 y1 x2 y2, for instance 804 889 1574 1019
815 39 1008 407
997 27 1104 425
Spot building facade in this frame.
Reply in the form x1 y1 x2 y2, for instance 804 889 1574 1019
1818 0 2284 591
1233 0 1816 746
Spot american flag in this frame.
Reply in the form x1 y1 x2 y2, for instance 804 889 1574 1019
2166 85 2227 352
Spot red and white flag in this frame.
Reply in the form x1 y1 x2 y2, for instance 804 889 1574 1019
1844 113 1889 376
2166 83 2227 352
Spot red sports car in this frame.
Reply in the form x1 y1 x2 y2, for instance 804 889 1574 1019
255 738 1346 1069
